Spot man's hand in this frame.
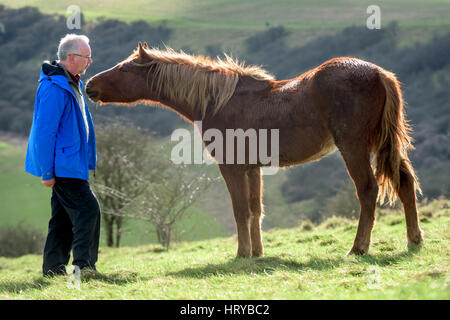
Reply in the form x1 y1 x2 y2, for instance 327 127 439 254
41 178 56 188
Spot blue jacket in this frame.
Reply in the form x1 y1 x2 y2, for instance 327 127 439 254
25 61 97 181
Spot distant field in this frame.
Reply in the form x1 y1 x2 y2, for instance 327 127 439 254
0 141 50 229
1 0 450 52
2 0 449 29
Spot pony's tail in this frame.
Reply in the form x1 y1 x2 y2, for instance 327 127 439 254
372 69 422 206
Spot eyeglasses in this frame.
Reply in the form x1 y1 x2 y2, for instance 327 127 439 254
72 53 93 61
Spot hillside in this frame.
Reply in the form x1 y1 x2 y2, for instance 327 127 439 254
4 0 449 27
0 199 448 299
1 0 450 51
0 139 228 247
0 2 449 234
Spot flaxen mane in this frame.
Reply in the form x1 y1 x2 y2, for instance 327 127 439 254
126 47 275 118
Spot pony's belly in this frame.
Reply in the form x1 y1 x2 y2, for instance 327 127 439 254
279 135 337 167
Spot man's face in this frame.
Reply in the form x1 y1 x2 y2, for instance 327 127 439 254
71 41 92 75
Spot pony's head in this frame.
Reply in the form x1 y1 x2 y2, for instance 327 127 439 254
86 41 275 119
85 42 154 104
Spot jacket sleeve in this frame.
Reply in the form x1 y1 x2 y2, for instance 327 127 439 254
33 82 67 180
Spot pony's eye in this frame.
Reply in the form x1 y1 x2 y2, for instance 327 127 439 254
118 67 128 72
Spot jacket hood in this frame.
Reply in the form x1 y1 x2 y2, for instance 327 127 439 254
39 60 67 83
38 61 83 106
42 60 66 77
39 60 83 91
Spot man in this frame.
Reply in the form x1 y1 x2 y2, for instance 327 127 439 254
25 34 100 277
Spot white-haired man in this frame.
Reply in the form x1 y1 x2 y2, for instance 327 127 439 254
25 34 100 276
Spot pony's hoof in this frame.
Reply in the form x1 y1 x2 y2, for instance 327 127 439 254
236 249 252 258
346 245 369 256
252 250 264 258
407 237 424 252
408 239 424 248
408 230 424 247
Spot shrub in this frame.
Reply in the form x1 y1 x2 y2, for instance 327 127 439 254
299 219 314 231
321 216 353 230
0 222 46 257
321 181 360 220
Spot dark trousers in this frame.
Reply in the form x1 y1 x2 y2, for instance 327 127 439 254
42 177 101 276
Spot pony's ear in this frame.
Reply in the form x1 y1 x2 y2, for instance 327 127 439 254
143 42 149 49
138 41 144 53
137 41 148 58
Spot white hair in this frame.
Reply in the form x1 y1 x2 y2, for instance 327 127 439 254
57 34 90 61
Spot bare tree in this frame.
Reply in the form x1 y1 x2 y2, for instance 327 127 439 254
93 121 218 249
131 164 218 250
92 121 159 247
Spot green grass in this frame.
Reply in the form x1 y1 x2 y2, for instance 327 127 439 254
0 199 448 299
0 141 51 229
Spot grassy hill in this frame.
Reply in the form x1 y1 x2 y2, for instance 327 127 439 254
0 140 50 229
3 0 449 28
0 139 228 247
1 1 449 242
0 2 448 299
0 198 448 299
1 0 450 53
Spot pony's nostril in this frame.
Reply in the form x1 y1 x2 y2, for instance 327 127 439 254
86 90 98 98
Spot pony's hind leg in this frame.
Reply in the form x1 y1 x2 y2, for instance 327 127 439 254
219 164 252 258
248 167 264 257
398 162 424 247
339 147 379 255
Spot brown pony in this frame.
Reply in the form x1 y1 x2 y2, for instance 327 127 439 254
86 42 423 257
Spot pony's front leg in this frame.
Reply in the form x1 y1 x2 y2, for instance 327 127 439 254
219 164 252 258
248 167 264 257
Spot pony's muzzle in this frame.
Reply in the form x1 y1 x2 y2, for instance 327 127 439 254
86 89 98 99
85 80 99 100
